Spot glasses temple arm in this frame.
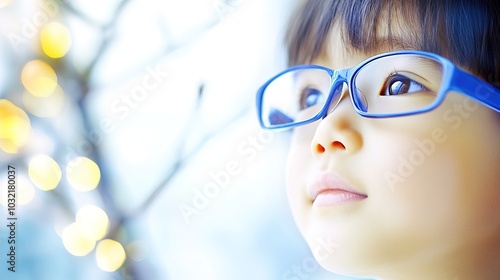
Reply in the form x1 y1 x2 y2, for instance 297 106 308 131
449 69 500 113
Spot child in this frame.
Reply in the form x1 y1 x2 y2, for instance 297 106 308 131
256 0 500 279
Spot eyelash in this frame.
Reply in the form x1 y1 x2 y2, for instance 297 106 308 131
381 72 428 96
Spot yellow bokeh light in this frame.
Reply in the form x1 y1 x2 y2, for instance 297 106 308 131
28 154 62 191
96 239 126 272
62 223 96 257
0 0 12 8
66 157 101 191
0 100 31 154
21 60 58 97
76 205 109 241
23 84 65 118
40 22 72 59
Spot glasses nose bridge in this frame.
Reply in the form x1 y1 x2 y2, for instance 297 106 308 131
321 69 349 119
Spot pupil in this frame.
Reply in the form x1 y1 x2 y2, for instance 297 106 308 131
305 90 323 107
390 80 410 95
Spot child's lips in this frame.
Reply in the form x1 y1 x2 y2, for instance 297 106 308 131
308 171 367 207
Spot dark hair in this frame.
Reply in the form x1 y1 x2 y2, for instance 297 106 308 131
285 0 500 87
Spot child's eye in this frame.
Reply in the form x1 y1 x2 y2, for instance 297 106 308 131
381 73 428 96
300 87 325 109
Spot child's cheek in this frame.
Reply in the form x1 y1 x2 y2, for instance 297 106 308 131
364 100 500 250
285 124 319 233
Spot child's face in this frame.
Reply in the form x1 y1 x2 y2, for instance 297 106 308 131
285 25 500 276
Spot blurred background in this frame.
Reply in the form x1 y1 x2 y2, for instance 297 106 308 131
0 0 356 279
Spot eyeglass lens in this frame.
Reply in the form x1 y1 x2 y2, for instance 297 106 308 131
260 54 444 128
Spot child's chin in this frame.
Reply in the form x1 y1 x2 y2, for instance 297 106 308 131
307 240 379 279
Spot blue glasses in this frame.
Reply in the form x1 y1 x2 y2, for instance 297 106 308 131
256 50 500 129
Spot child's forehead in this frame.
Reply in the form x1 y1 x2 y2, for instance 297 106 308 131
317 17 422 69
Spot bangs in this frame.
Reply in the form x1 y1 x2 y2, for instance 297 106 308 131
285 0 421 66
285 0 500 86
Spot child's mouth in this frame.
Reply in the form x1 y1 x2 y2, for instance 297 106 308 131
308 171 367 207
313 189 367 207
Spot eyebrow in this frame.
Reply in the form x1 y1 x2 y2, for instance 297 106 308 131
415 57 443 71
376 35 420 51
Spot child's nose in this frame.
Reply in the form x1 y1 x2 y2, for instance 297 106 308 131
310 98 363 156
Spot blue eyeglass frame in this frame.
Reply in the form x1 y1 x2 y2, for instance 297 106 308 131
256 50 500 129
